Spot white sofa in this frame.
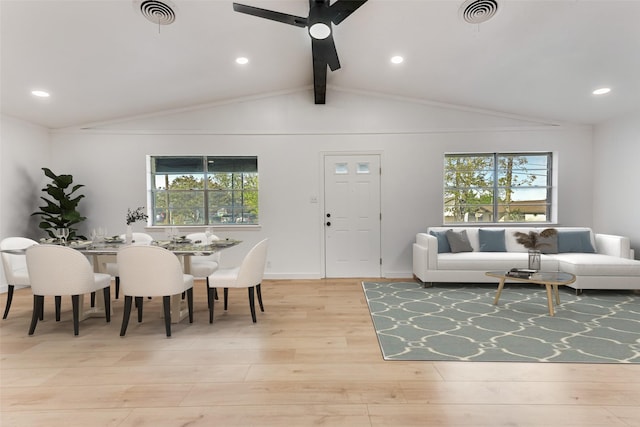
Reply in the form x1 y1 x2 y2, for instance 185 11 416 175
413 226 640 291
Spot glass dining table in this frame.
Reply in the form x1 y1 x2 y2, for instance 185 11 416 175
77 239 241 323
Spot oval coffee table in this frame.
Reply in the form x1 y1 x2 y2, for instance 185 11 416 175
485 270 577 316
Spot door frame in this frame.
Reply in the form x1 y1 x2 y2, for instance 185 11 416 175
320 151 383 278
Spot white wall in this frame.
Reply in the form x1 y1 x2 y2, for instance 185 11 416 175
0 114 50 291
47 90 595 278
593 109 640 259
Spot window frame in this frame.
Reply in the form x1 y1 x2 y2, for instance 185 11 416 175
148 155 259 227
443 152 553 224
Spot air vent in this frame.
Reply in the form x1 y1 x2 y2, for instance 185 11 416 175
136 0 176 25
459 0 499 24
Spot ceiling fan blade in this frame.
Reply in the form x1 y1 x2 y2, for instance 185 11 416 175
233 3 307 28
328 0 368 25
311 54 327 104
312 35 341 72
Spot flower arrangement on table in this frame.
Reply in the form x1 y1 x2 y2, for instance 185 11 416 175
126 207 149 225
514 228 557 271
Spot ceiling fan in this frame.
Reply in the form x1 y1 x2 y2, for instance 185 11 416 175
232 0 368 104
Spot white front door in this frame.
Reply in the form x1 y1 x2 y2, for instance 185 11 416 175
324 154 381 278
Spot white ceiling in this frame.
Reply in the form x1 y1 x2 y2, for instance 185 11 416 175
2 0 639 130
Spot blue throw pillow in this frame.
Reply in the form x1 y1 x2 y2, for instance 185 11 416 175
430 230 451 253
557 230 595 253
479 228 506 252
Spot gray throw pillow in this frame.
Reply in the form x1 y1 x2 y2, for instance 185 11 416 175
429 230 451 253
478 228 506 252
557 230 595 253
446 229 473 253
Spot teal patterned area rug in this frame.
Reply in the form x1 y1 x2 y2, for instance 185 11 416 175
362 281 640 363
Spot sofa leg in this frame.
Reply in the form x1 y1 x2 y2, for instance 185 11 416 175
575 289 583 296
414 276 433 288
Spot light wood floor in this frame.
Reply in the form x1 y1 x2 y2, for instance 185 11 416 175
1 278 639 427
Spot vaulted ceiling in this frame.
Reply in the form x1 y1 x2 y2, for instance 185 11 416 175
1 0 639 130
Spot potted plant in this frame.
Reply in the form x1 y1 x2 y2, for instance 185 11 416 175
32 168 87 240
514 228 557 270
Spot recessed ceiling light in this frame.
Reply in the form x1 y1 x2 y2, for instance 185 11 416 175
592 87 611 95
391 56 404 64
236 57 249 65
31 90 50 98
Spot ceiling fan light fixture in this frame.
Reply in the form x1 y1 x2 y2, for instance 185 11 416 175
309 23 331 40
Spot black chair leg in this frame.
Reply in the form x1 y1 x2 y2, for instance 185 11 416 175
206 278 219 300
28 295 44 335
248 286 257 323
208 287 216 323
120 296 133 336
224 288 229 310
206 281 212 310
163 295 172 337
256 283 264 312
90 291 96 307
187 288 194 323
103 286 111 323
55 296 62 321
115 277 120 299
2 284 14 319
135 297 143 322
71 295 80 336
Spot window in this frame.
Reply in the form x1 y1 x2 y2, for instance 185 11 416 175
444 152 552 223
150 156 258 226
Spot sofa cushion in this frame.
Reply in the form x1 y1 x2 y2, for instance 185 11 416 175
437 252 559 271
446 229 473 253
479 228 506 252
558 230 595 253
554 254 640 276
430 229 451 253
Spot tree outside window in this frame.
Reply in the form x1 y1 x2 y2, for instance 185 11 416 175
444 153 551 223
150 156 258 226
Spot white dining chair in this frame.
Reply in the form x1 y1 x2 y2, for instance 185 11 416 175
186 232 221 308
117 245 194 337
25 244 112 336
207 239 268 323
104 232 153 299
1 237 39 319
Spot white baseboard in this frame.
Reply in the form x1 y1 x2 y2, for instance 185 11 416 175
383 271 415 279
263 273 323 280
